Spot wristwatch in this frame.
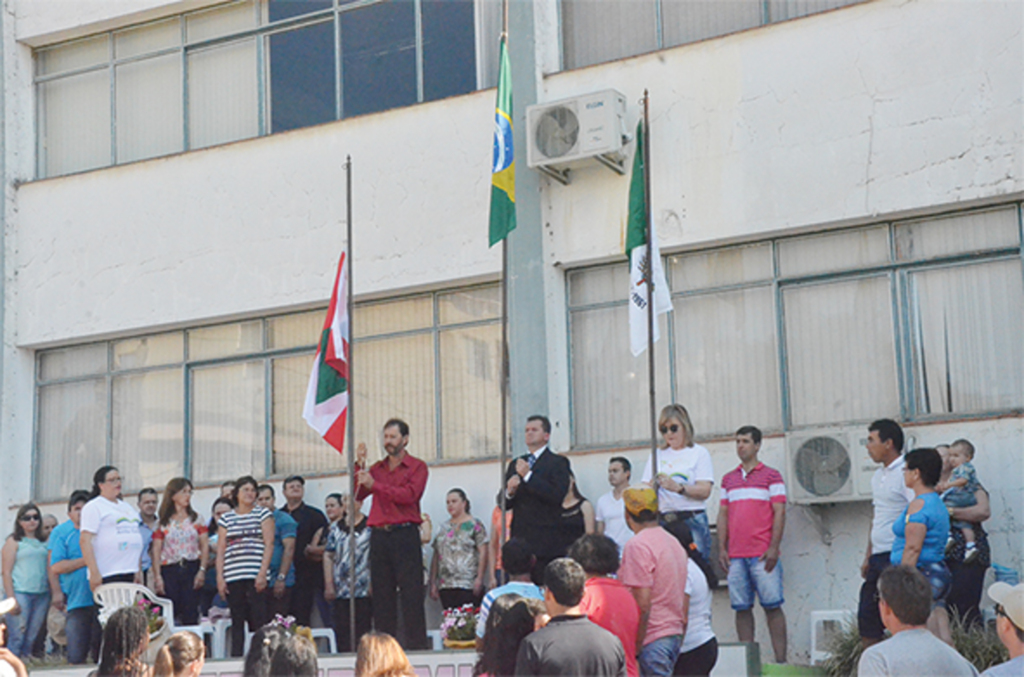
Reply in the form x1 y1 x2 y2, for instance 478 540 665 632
277 573 286 581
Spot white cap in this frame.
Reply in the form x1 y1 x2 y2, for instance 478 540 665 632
988 582 1024 630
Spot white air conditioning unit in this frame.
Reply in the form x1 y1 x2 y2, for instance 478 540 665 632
786 427 875 504
525 89 628 184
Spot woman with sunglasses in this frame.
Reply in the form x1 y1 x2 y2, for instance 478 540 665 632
1 503 52 658
80 466 145 592
641 404 715 560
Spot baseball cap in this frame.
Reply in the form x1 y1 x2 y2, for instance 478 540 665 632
989 582 1024 629
622 485 658 517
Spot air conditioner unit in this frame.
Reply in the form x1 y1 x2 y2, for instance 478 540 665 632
786 427 875 504
525 89 628 184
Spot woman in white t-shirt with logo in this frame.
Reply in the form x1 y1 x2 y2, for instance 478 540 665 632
641 404 715 560
80 466 145 591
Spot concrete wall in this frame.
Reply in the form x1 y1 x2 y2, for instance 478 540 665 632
3 0 1023 663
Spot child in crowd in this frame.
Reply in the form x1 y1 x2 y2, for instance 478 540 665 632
938 439 981 563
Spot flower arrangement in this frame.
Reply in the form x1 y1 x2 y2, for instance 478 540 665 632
441 604 478 643
269 614 317 653
135 598 165 636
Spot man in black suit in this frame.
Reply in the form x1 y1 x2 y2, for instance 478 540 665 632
505 415 572 584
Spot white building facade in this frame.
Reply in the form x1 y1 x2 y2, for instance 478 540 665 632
1 0 1021 663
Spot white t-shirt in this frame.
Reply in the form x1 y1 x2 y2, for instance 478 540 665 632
641 444 715 512
595 491 633 552
680 562 715 654
80 496 144 578
870 455 916 554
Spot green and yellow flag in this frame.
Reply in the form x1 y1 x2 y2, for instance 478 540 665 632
489 36 515 247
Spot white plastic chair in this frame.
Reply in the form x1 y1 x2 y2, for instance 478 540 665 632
93 583 175 631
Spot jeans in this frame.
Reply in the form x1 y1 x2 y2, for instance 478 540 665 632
227 579 268 657
7 591 50 658
65 605 102 664
161 559 201 626
727 557 784 610
660 511 712 562
639 634 683 677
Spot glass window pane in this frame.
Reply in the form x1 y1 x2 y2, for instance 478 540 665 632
115 18 181 59
340 0 417 117
562 0 657 70
116 54 184 163
268 21 336 133
189 320 263 361
439 286 500 325
267 310 325 350
673 287 781 435
663 0 763 47
354 296 432 337
187 39 259 150
768 0 862 23
895 207 1020 261
422 0 477 101
440 325 501 460
36 380 107 502
568 264 630 307
187 0 257 43
191 360 266 484
778 226 889 278
910 259 1024 414
352 335 436 460
784 276 898 426
39 69 112 176
668 243 773 292
272 353 345 474
37 35 109 76
571 305 671 446
476 0 503 89
267 0 332 22
113 332 184 370
112 369 184 493
39 344 108 381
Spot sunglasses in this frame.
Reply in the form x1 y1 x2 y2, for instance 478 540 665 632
20 514 40 522
659 424 681 435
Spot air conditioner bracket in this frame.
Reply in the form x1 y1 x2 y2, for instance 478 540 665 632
538 165 570 185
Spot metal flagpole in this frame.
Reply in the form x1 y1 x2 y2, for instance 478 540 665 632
345 155 357 654
642 91 659 476
498 0 511 571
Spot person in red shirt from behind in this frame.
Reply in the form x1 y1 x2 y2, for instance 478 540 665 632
569 534 641 677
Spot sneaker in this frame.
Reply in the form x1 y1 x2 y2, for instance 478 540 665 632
945 536 956 554
963 545 979 564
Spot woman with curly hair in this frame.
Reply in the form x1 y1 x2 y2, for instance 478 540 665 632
96 606 151 677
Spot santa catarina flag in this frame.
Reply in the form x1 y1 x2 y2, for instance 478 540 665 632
626 119 673 357
303 252 349 452
489 35 516 247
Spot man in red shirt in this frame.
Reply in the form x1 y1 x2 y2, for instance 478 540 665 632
355 418 429 650
717 425 787 664
569 534 641 677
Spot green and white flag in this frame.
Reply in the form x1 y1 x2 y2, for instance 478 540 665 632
303 252 349 452
626 119 672 357
489 36 516 247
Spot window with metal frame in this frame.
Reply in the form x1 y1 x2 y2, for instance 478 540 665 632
566 203 1023 449
34 0 495 178
33 283 502 502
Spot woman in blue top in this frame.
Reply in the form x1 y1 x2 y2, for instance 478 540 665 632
891 447 952 644
1 503 52 658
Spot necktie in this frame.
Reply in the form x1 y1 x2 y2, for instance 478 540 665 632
528 454 536 470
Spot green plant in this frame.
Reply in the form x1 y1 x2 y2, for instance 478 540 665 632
820 610 1010 677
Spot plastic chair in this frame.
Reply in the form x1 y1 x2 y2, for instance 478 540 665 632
93 583 175 631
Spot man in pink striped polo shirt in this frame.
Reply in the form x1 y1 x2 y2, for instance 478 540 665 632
717 425 788 664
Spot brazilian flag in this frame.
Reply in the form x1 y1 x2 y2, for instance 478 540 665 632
489 36 515 247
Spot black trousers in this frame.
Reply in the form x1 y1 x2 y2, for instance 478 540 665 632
674 637 718 677
162 559 201 626
334 597 373 653
289 572 322 626
370 526 427 650
227 580 267 657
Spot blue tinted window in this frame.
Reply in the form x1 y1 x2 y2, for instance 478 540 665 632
340 1 416 117
269 21 336 133
268 0 332 22
422 0 476 101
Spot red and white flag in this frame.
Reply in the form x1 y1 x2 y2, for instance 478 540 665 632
303 252 349 452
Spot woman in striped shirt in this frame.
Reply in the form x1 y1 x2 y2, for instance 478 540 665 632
215 476 274 657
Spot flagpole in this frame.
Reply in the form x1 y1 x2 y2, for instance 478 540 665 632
345 155 357 654
642 91 658 477
498 0 510 575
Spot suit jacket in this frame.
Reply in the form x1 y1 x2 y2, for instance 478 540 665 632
505 447 572 559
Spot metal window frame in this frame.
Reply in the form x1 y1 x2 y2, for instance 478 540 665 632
33 282 502 501
564 202 1024 449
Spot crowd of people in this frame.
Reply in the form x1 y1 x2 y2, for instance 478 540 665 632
0 408 1020 677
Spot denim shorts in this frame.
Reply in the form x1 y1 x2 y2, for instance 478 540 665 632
639 634 683 677
917 560 951 609
727 557 784 610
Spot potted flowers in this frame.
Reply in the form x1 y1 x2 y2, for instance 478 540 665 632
441 604 478 650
